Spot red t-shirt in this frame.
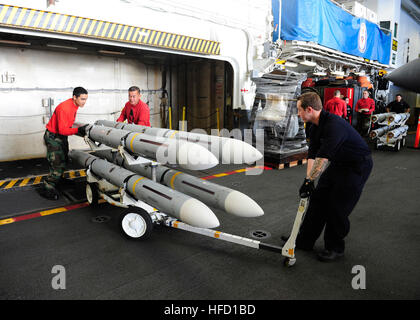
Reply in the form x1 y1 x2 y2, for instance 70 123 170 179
117 100 150 126
355 98 375 115
324 97 347 118
46 98 79 136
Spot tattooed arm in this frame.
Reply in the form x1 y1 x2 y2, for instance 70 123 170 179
306 157 329 181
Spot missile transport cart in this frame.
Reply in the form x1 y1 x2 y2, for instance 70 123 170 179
370 113 410 151
84 154 308 268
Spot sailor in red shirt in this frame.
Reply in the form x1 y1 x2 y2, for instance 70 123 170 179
39 87 88 200
324 90 347 118
355 90 375 136
117 86 150 126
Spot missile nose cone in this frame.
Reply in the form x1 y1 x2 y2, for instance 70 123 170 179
224 191 264 217
221 139 263 164
179 198 220 228
177 143 219 170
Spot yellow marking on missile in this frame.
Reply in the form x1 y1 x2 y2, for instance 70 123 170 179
214 231 221 238
79 169 86 177
0 180 6 187
168 130 179 139
170 172 183 189
129 133 142 152
131 177 145 194
288 248 294 256
33 176 43 185
6 6 18 24
40 207 67 216
4 179 18 189
19 178 31 187
69 171 76 179
0 218 15 226
173 221 179 228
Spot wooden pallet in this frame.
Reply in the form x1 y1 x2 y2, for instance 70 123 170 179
264 151 308 170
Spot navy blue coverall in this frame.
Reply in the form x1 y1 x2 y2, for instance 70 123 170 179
296 111 373 253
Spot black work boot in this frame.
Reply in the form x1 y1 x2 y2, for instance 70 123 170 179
317 249 344 262
37 185 59 200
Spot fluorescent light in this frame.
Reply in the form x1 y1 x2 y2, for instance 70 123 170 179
98 50 125 55
285 61 298 68
331 71 345 76
0 40 31 46
47 44 78 50
313 72 327 76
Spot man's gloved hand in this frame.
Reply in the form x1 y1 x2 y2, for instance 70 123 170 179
77 124 89 136
299 178 315 198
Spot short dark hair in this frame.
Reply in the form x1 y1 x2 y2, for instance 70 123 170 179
297 92 322 111
396 93 402 98
73 87 88 97
128 86 140 93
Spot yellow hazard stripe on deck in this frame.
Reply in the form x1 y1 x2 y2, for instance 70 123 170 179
0 4 220 55
0 169 86 190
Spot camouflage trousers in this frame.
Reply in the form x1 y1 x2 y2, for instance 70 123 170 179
43 130 69 190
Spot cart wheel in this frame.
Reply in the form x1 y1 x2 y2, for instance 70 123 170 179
394 140 401 152
86 183 99 207
283 257 296 267
119 207 153 240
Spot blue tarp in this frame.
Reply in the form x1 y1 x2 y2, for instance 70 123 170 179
272 0 281 42
280 0 391 65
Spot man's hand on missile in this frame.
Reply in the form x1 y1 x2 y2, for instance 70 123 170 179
77 124 89 136
299 178 314 198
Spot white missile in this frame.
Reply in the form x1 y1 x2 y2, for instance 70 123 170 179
78 123 218 171
386 125 409 139
371 113 394 124
93 149 264 218
69 150 220 229
94 120 263 164
387 113 410 125
370 125 393 138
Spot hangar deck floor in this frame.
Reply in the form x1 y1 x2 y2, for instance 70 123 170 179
0 135 419 301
